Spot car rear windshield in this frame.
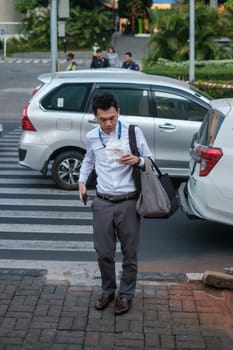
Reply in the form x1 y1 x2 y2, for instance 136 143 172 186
198 109 224 146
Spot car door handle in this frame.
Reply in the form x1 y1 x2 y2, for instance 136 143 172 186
88 119 98 124
159 123 176 130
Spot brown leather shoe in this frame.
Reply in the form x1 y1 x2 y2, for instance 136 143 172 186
114 297 131 315
95 293 115 310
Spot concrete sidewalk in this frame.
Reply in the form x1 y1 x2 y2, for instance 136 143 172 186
0 269 232 349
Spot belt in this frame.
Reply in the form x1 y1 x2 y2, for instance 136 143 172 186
96 191 138 203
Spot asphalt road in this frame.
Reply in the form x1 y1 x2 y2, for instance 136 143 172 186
0 61 233 279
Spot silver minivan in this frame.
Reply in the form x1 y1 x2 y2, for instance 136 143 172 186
18 69 210 190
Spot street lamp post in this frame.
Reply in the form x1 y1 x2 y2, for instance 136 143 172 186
51 0 58 74
189 0 195 82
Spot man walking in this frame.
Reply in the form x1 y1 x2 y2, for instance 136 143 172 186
122 52 139 71
90 49 110 69
79 93 153 315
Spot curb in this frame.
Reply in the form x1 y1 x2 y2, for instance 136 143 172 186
0 268 203 282
0 268 47 277
138 272 203 282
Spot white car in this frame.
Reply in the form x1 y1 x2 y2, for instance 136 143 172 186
179 98 233 226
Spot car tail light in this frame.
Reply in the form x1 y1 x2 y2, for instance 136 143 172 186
32 87 38 96
21 104 36 131
196 146 223 176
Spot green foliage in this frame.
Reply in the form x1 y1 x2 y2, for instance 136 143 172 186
20 8 51 49
16 0 38 12
224 0 233 12
142 58 233 98
12 5 114 51
16 0 48 13
5 37 32 54
145 4 233 63
66 7 114 49
193 81 233 98
143 58 233 79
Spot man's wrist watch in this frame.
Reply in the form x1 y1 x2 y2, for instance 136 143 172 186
136 157 141 166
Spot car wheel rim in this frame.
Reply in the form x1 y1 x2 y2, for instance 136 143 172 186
58 158 81 185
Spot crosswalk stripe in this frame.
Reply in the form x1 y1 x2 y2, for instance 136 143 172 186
0 179 55 184
0 157 18 160
0 198 91 207
0 187 96 196
0 141 19 144
0 223 92 234
0 240 95 251
0 126 107 280
0 240 121 252
0 210 92 220
0 164 24 168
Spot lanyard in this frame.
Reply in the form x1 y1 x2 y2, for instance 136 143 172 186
99 120 122 148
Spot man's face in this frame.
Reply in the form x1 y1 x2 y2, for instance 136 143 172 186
96 51 102 59
124 54 131 63
95 107 119 134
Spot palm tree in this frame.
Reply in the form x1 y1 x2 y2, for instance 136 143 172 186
146 3 233 63
66 7 114 49
21 8 50 49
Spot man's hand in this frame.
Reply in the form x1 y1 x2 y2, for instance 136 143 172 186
79 182 88 203
119 153 140 166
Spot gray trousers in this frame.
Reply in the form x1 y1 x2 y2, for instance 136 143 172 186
92 197 140 300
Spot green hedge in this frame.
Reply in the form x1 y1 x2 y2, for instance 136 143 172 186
142 59 233 98
193 81 233 98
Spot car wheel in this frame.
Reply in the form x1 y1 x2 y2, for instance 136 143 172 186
52 150 84 190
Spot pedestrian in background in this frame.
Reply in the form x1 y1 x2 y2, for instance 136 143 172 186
106 46 121 68
90 49 110 69
78 93 153 315
122 52 140 71
66 52 78 71
90 41 100 56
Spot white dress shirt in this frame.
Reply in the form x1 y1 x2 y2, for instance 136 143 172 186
79 120 153 195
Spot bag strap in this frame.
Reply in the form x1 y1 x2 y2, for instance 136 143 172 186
129 125 141 194
129 125 139 156
128 125 161 178
148 156 163 177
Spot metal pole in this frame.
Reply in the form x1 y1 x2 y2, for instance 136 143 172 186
51 0 58 74
3 37 7 58
189 0 195 82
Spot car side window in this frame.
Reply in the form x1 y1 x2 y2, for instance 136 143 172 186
92 87 150 117
154 91 207 121
40 83 92 112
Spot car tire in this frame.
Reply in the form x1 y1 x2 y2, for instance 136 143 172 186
52 150 84 190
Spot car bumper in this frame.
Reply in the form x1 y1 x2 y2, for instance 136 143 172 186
18 144 51 173
178 182 204 220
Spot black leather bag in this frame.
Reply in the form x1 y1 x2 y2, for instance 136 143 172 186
129 125 179 218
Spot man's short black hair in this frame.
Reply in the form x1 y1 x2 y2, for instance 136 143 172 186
92 93 119 115
125 52 132 57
